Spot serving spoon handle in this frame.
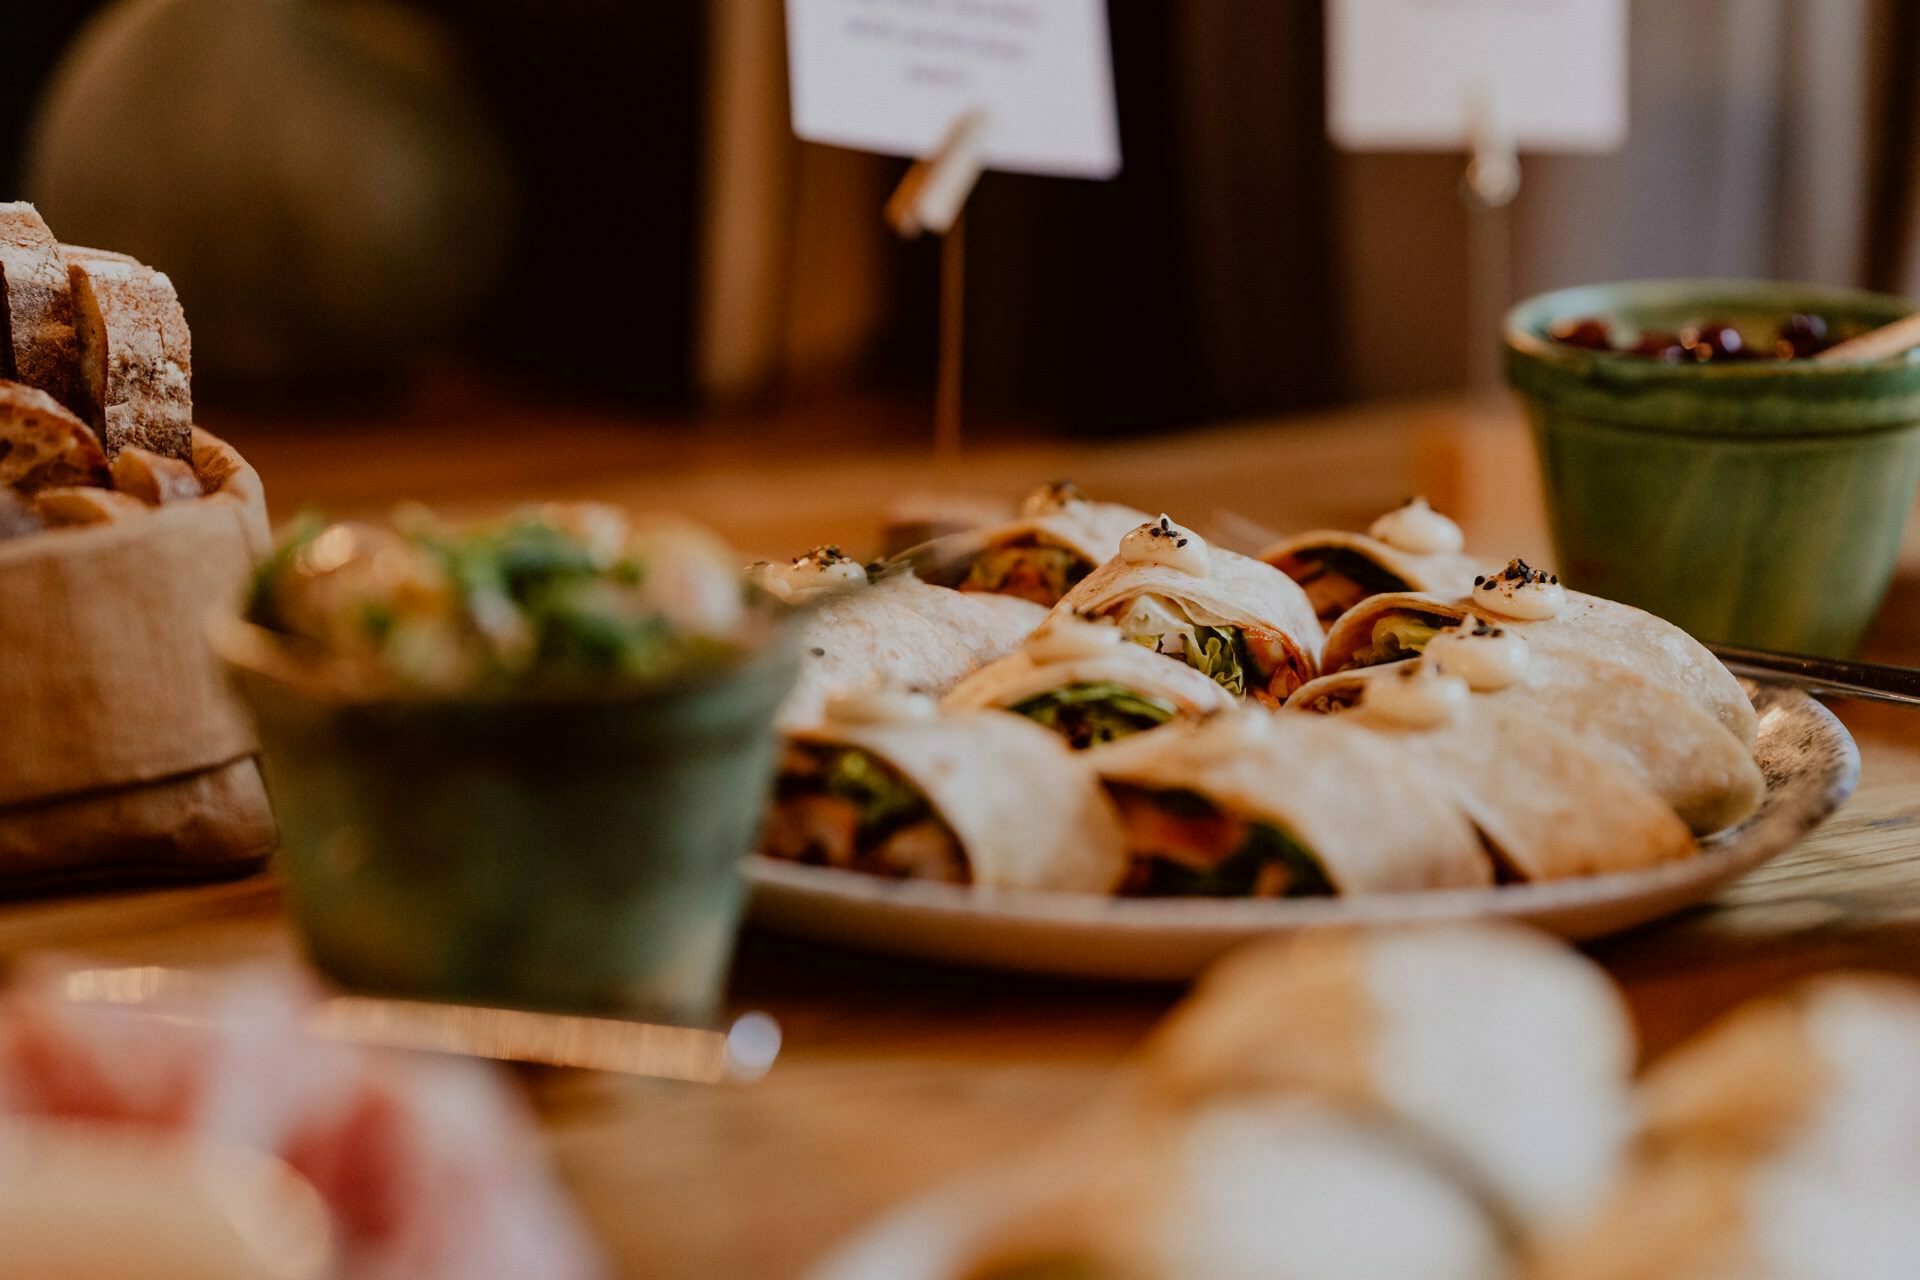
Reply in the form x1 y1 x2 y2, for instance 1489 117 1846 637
1708 643 1920 709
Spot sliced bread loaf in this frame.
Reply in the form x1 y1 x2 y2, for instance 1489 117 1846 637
0 203 78 410
65 247 192 462
0 380 110 494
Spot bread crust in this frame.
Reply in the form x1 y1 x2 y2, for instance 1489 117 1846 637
0 203 78 410
0 379 110 494
65 246 193 462
33 485 149 527
110 445 203 505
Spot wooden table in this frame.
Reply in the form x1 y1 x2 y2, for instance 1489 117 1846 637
4 392 1919 1278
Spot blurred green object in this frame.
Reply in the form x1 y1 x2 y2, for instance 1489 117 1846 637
216 616 800 1025
25 0 513 392
1506 281 1920 656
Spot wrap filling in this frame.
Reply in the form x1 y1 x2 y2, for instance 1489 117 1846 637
1347 610 1456 669
1097 593 1309 706
764 742 967 882
961 536 1095 606
1280 547 1414 623
1009 681 1177 749
1107 784 1334 898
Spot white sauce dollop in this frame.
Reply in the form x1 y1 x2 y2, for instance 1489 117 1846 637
1119 515 1210 577
1422 617 1531 691
1025 618 1124 664
757 547 868 603
824 689 937 725
1368 497 1464 556
1471 558 1566 621
1019 480 1087 517
1361 662 1470 729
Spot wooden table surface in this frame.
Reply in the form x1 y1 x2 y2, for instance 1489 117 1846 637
4 391 1919 1278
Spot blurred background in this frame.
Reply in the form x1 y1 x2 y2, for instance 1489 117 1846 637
6 0 1920 436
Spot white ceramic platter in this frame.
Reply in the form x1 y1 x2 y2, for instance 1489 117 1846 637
746 686 1858 981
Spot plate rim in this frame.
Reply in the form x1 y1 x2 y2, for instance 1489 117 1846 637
748 686 1858 934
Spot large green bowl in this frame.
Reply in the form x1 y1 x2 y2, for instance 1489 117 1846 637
216 619 799 1024
1506 280 1920 655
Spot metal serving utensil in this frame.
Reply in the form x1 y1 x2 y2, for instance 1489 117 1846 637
1203 509 1920 710
56 966 781 1083
1706 644 1920 709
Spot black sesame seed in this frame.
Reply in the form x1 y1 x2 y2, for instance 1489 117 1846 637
809 647 826 657
1176 537 1189 548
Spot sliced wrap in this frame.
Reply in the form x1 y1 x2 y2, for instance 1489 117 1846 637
1345 699 1697 881
777 571 1045 729
1322 589 1757 747
1261 528 1481 624
763 706 1128 892
1054 546 1325 705
903 486 1150 606
1287 658 1764 835
1088 711 1492 895
943 628 1235 748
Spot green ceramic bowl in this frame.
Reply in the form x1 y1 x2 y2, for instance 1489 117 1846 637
1507 280 1920 655
216 618 799 1024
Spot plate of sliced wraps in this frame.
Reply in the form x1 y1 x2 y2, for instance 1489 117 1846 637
747 489 1859 979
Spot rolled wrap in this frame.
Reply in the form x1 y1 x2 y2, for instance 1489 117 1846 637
1345 698 1697 881
777 571 1045 729
1088 711 1492 893
1261 528 1480 624
1287 658 1765 835
1054 547 1325 701
943 630 1236 725
901 493 1149 606
1322 589 1757 747
780 708 1129 892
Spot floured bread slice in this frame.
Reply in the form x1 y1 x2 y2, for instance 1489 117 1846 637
0 203 77 409
110 444 202 505
65 247 192 462
33 485 149 527
0 380 109 493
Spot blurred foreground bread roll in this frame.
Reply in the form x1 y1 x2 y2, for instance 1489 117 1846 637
0 379 107 493
0 1118 332 1280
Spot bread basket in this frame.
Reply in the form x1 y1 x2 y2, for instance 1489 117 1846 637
0 428 275 891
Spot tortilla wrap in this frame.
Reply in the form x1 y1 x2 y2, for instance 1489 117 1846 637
777 572 1045 729
1261 528 1481 623
1087 711 1491 892
899 497 1149 598
1322 590 1757 747
1054 548 1326 694
1345 699 1697 881
943 633 1237 720
785 708 1128 892
1286 658 1764 835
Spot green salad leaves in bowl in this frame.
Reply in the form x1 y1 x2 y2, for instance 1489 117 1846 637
217 503 799 1023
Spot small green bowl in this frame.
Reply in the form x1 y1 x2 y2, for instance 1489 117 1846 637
216 618 799 1025
1506 280 1920 655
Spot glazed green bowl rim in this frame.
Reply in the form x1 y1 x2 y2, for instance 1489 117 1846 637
1505 279 1920 437
209 610 803 711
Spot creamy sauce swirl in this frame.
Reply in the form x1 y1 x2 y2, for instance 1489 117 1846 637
1025 618 1125 664
1368 497 1464 556
1361 661 1470 728
1471 558 1566 621
1119 515 1209 577
756 546 868 602
1422 617 1531 691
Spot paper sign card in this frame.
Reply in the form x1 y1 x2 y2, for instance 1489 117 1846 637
786 0 1121 178
1327 0 1627 152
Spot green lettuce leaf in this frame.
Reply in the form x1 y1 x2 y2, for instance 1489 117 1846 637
823 748 931 836
1010 682 1176 748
